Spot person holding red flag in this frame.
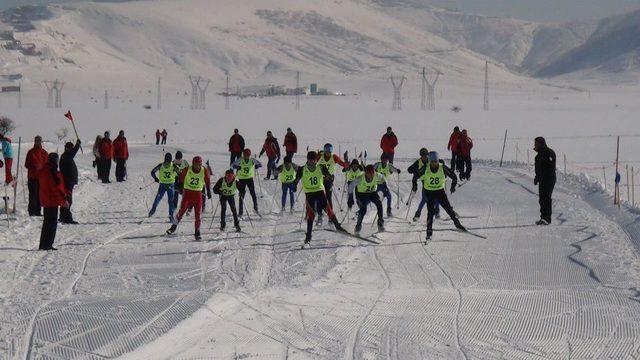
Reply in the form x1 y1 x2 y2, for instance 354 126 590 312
166 156 211 240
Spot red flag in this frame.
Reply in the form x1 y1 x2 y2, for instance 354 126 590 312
64 111 74 122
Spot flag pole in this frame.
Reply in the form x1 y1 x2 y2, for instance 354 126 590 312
65 111 84 154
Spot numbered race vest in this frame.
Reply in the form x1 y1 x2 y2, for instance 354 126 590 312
318 154 336 175
158 163 177 184
220 180 237 196
356 175 378 194
345 169 362 182
422 165 446 191
279 165 296 184
237 158 255 180
183 166 206 192
174 160 189 172
376 163 391 184
302 165 325 193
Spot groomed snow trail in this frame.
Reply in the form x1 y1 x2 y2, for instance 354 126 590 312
2 146 640 359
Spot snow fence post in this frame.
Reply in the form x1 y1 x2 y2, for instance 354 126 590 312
563 154 567 175
627 164 630 204
603 166 607 192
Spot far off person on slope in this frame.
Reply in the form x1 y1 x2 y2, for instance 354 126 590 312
59 139 81 224
380 126 398 164
25 136 48 217
92 135 102 180
113 130 129 182
447 126 461 172
228 129 245 166
456 129 473 180
0 132 14 185
534 137 556 225
161 129 168 145
98 131 114 183
167 156 212 240
38 153 71 251
259 131 281 180
283 127 297 159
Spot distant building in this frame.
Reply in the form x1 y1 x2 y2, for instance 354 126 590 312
310 83 318 95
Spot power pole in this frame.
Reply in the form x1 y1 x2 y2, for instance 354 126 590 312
157 77 161 110
104 90 108 109
483 61 489 111
295 71 300 111
225 73 230 110
390 74 405 111
44 80 64 108
17 82 22 109
189 76 199 110
420 67 442 111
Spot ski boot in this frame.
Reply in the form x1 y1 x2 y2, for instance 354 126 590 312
220 222 226 231
354 223 362 236
316 215 323 226
435 212 441 220
148 209 155 218
412 212 420 222
455 223 467 232
235 223 241 232
166 224 177 235
377 223 385 232
536 219 550 226
425 234 432 244
194 230 201 241
386 208 392 217
289 206 294 215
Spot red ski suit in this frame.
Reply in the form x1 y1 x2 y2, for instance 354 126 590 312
175 167 211 231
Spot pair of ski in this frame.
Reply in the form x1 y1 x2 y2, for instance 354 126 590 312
300 228 380 249
424 228 487 245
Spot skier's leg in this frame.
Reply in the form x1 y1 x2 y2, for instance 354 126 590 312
325 179 334 208
248 179 258 210
167 185 175 219
281 183 287 208
237 180 247 215
426 192 437 238
220 197 227 228
305 194 317 240
414 189 427 218
380 183 392 211
288 184 295 208
229 198 240 227
150 185 165 216
373 196 384 226
355 196 367 229
465 156 472 179
436 190 459 224
193 194 203 232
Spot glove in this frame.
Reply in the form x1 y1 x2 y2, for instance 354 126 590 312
154 178 159 183
412 183 417 192
534 177 539 186
206 190 212 199
347 197 354 208
450 185 456 194
396 169 401 174
76 139 82 145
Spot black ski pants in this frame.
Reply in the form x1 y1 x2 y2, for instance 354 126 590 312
39 207 59 250
101 158 111 183
59 185 74 222
450 152 458 172
426 189 460 237
230 152 241 167
237 178 258 215
324 176 335 208
219 196 239 228
28 178 41 216
305 191 339 240
539 180 555 223
356 192 384 228
457 155 472 180
115 158 127 182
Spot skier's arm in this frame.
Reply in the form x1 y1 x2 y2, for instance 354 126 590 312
150 164 162 182
443 164 458 190
259 144 266 157
294 166 304 185
348 177 361 194
407 160 418 174
178 167 188 184
70 140 81 158
389 163 401 174
231 158 241 169
333 154 348 168
204 169 212 198
412 165 427 191
253 158 263 169
212 178 223 195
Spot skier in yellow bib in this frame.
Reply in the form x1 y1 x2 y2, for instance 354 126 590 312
232 149 263 217
414 152 466 242
347 165 386 235
275 155 298 213
212 169 241 232
373 153 401 217
342 159 363 211
295 151 347 245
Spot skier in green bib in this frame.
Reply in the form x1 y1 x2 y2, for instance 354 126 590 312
373 153 401 217
342 159 363 210
212 169 241 232
414 151 466 241
295 151 346 244
347 165 386 235
232 149 262 217
149 152 179 222
172 151 189 210
275 155 298 213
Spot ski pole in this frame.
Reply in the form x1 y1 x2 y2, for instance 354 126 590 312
208 197 220 230
138 182 155 190
270 180 279 210
396 173 401 210
370 212 378 230
256 171 264 198
245 206 255 229
13 136 21 212
405 191 415 220
338 177 347 209
140 178 150 213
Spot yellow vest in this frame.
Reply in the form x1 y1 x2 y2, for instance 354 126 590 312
279 165 296 184
220 180 237 196
356 175 378 193
421 165 445 191
183 166 206 191
302 165 324 193
318 154 336 175
158 163 177 184
237 158 255 180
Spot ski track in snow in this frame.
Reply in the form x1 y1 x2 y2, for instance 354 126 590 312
2 145 640 359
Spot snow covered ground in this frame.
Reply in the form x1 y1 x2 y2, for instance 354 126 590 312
1 133 640 358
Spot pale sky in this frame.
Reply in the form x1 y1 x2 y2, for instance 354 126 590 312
1 0 640 23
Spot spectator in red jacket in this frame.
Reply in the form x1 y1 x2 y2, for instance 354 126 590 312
283 127 297 158
161 129 168 145
456 129 474 180
228 129 245 166
155 129 161 145
259 131 281 180
38 153 69 250
380 127 398 163
447 126 461 172
99 131 114 183
113 130 129 182
25 136 48 216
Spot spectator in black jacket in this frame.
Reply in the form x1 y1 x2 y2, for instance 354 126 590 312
534 137 556 225
59 139 81 224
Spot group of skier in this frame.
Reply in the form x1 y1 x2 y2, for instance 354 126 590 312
2 123 559 251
